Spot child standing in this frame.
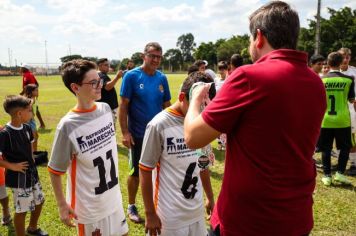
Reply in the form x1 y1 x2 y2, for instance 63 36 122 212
140 72 215 236
215 61 229 151
49 60 128 236
21 84 46 152
0 95 47 236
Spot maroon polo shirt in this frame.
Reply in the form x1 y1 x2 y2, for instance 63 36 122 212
202 49 326 236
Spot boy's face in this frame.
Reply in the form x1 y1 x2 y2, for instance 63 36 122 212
74 69 102 101
17 105 33 123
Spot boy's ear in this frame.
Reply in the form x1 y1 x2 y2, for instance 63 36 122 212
178 92 186 102
70 83 80 94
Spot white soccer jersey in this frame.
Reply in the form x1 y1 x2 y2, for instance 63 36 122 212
139 108 206 230
342 66 356 132
48 102 123 224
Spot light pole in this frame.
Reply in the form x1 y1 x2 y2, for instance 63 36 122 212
314 0 321 55
45 40 49 76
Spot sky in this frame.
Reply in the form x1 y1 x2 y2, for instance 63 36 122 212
0 0 355 67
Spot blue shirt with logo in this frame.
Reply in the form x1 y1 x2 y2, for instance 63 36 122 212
120 67 171 138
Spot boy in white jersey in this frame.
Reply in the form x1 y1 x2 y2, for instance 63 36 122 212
48 60 128 236
338 47 356 176
140 71 215 236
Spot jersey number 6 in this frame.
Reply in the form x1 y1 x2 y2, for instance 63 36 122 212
181 162 198 199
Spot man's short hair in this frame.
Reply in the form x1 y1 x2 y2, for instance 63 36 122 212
249 1 300 50
230 54 243 68
61 59 97 94
97 58 108 65
327 52 343 68
309 54 325 65
144 42 162 53
127 59 134 64
338 48 352 56
218 61 228 70
181 71 214 101
3 95 31 115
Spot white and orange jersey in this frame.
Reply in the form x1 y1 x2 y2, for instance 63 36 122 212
48 102 123 224
139 108 207 230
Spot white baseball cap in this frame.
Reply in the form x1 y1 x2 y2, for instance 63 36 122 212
20 63 31 70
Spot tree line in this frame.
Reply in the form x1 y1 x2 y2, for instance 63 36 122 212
59 6 355 72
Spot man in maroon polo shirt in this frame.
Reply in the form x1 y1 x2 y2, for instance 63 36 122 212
184 1 326 236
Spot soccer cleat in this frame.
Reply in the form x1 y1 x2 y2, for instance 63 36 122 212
347 165 356 176
127 205 144 224
333 172 351 185
321 176 332 186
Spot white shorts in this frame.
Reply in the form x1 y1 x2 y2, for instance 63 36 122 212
77 209 128 236
11 182 45 213
0 185 7 200
155 218 208 236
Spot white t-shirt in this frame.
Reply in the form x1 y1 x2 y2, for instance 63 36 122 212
139 109 206 230
49 102 123 224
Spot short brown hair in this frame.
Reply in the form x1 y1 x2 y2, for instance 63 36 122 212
61 59 97 94
3 95 31 114
327 52 343 68
144 42 162 53
249 1 300 50
181 71 214 101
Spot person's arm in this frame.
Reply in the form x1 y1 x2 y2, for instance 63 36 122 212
140 169 161 236
184 84 220 149
0 159 28 173
49 172 77 227
36 106 45 128
200 169 214 219
119 97 134 148
104 70 123 91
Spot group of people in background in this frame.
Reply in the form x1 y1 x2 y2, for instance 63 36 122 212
0 1 355 236
309 48 356 186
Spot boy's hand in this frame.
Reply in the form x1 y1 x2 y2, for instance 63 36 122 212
59 204 78 227
145 212 162 236
8 162 28 173
205 198 215 220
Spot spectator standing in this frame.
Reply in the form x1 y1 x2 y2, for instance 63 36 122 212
20 64 38 88
119 42 171 223
338 47 356 176
96 58 122 125
184 1 326 235
0 95 47 236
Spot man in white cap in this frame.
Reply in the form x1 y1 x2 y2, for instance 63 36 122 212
20 63 38 88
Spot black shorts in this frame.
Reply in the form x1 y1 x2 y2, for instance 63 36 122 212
128 137 143 177
317 127 352 151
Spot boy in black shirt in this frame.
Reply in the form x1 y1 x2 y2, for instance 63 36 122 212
0 95 47 236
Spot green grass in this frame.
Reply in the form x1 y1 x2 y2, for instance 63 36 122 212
0 75 355 236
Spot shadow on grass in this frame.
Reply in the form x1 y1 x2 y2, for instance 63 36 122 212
38 128 53 134
330 184 356 191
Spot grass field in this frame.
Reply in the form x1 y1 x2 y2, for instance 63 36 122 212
0 75 355 236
